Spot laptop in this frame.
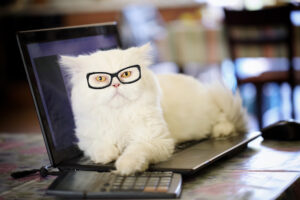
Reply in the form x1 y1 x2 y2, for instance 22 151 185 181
17 22 261 176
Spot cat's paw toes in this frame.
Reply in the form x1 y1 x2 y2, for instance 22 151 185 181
212 121 236 139
91 145 120 164
115 154 148 175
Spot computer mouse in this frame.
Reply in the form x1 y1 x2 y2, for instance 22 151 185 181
261 120 300 141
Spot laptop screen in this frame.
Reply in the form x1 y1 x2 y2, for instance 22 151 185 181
17 23 121 166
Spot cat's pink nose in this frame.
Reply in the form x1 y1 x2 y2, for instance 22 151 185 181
112 83 120 88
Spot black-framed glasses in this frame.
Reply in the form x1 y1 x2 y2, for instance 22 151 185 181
86 65 141 89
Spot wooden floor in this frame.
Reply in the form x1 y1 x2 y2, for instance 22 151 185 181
0 81 40 133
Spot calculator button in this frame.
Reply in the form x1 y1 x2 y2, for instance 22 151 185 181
140 172 152 176
147 177 159 186
123 181 133 184
144 186 157 192
156 186 169 193
111 185 120 190
133 185 145 190
121 185 132 190
161 177 171 182
160 184 169 188
162 172 173 176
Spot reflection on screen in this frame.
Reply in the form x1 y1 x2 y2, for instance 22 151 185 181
27 35 118 150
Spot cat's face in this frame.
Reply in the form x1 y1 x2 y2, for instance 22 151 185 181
60 43 155 108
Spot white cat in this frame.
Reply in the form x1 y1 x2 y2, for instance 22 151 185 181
59 43 248 175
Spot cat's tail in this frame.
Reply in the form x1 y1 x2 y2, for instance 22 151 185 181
207 82 248 138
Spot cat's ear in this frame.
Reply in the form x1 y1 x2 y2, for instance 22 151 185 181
139 42 152 56
59 55 81 75
136 42 153 67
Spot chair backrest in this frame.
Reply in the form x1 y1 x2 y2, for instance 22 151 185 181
224 4 293 60
223 4 294 85
224 5 291 26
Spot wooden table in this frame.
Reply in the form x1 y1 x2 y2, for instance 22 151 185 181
0 133 300 199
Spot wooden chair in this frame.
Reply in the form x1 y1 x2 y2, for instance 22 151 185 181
224 4 295 129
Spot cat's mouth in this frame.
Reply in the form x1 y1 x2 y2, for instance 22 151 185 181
111 90 129 101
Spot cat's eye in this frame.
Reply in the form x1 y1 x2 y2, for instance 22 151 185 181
95 75 107 82
121 71 132 78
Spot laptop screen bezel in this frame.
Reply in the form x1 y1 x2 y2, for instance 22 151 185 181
16 22 122 167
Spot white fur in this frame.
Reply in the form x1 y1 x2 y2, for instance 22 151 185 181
59 43 248 175
159 75 248 142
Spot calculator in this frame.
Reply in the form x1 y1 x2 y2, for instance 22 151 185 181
46 171 182 199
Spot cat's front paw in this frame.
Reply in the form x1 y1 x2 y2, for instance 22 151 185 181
90 144 120 164
115 153 148 175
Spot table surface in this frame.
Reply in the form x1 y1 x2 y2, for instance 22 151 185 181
1 133 300 200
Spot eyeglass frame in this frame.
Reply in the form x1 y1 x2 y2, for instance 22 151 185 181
86 65 141 89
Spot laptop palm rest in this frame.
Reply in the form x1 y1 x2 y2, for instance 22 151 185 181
150 132 261 175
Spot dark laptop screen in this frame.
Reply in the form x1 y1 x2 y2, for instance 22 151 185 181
17 23 121 166
27 35 118 150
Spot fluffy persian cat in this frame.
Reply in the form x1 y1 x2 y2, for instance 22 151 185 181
59 44 248 175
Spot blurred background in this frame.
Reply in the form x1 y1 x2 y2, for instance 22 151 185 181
0 0 299 133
